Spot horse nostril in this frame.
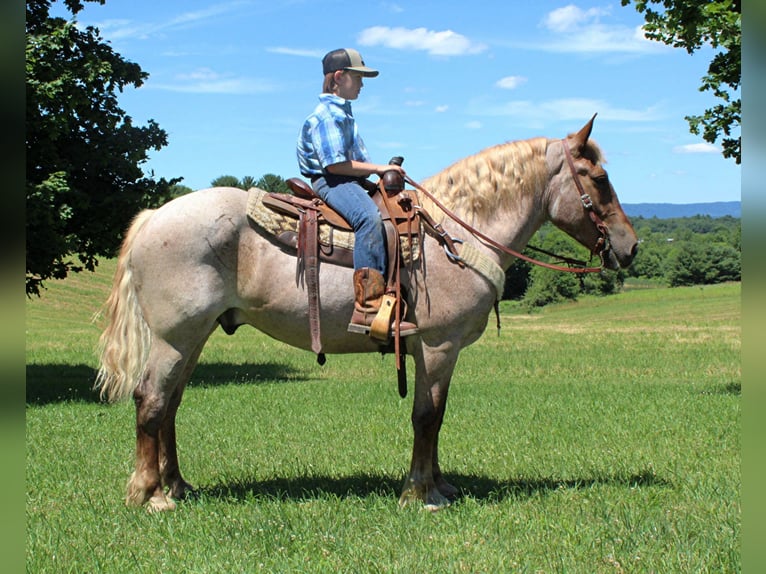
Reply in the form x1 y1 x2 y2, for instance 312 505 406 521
631 243 639 258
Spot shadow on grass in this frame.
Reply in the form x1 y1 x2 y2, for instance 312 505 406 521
25 362 308 406
196 467 669 505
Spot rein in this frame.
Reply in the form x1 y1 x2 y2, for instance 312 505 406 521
404 140 608 274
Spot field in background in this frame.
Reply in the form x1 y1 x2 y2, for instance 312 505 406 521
26 262 740 573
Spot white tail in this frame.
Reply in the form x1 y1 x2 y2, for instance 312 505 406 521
94 209 156 402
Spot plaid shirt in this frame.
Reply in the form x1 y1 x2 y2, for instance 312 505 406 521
297 94 371 176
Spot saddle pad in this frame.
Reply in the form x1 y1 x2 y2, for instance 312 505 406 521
246 187 420 261
246 187 356 251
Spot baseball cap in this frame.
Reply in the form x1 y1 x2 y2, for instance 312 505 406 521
322 48 379 77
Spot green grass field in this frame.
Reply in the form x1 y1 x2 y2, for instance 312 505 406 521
26 262 740 573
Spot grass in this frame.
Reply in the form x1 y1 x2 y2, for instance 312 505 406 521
26 262 740 573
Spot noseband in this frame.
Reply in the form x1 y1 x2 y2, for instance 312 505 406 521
561 140 610 259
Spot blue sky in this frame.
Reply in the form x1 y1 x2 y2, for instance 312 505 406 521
54 0 740 204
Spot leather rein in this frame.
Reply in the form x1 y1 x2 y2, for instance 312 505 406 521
404 139 609 274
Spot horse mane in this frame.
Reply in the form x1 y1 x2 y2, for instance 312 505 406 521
420 137 550 222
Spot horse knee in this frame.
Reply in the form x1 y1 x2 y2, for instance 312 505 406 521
133 390 168 434
411 403 438 431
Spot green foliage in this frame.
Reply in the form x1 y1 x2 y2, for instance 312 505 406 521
507 214 739 305
257 173 290 194
210 175 242 188
621 0 741 163
629 215 741 287
209 173 289 193
666 240 741 286
26 0 179 296
522 266 581 308
168 183 194 198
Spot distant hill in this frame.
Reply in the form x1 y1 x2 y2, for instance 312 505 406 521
622 201 740 219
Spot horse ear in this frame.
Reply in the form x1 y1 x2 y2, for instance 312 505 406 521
572 113 597 150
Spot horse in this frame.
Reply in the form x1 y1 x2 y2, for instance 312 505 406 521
95 116 638 512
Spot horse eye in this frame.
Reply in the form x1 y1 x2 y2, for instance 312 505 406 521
593 173 609 185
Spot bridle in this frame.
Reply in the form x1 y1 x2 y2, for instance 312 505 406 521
561 139 610 260
404 139 610 274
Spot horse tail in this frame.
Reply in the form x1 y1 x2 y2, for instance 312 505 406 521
94 209 156 403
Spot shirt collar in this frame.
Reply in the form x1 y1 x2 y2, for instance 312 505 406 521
319 93 352 112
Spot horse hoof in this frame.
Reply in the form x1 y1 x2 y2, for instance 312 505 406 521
399 485 451 511
435 478 459 500
146 493 177 513
168 480 197 501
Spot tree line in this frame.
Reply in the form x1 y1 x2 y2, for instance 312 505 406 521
505 215 741 307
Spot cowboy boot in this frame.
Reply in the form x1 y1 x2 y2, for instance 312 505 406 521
348 268 418 337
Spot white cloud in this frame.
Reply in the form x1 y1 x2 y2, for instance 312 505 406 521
465 121 483 130
496 76 527 90
382 2 405 13
673 142 720 154
358 26 487 56
542 5 609 33
470 97 661 123
534 5 665 54
87 2 248 42
435 105 449 113
153 68 278 94
268 47 324 58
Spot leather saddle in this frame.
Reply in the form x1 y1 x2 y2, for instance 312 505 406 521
253 170 459 396
261 174 421 286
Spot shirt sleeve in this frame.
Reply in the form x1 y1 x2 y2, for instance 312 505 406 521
312 115 350 168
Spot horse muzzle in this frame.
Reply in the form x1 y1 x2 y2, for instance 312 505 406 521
602 240 638 270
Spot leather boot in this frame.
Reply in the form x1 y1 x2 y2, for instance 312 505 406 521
348 268 418 337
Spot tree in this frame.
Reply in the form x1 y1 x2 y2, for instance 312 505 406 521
256 173 290 194
26 0 178 295
621 0 741 163
209 173 290 193
239 175 258 190
210 175 242 188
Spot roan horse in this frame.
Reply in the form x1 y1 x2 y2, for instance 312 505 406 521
96 116 637 512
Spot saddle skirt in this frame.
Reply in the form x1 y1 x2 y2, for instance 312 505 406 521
245 186 421 267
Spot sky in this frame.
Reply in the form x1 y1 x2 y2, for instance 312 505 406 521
52 0 741 204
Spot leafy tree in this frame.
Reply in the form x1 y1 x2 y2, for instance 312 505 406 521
621 0 741 163
520 226 586 308
210 175 241 188
257 173 290 194
210 173 289 193
503 258 531 300
581 269 624 296
522 265 580 309
239 175 258 190
168 183 194 198
26 0 178 295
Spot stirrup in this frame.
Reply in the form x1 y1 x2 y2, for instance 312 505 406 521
347 322 419 338
348 323 420 337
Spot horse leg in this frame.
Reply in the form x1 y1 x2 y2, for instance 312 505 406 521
158 337 210 501
431 400 460 500
126 339 189 512
400 340 459 511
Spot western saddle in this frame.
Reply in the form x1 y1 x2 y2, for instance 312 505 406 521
257 161 460 396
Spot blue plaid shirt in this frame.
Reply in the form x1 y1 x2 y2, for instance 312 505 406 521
297 94 372 176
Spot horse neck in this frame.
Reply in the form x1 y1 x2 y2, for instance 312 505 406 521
420 137 550 266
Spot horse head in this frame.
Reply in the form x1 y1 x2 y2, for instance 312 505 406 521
546 115 638 270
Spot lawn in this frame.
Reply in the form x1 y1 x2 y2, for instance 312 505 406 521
26 263 740 573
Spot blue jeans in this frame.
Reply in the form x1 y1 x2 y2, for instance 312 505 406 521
312 174 386 274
